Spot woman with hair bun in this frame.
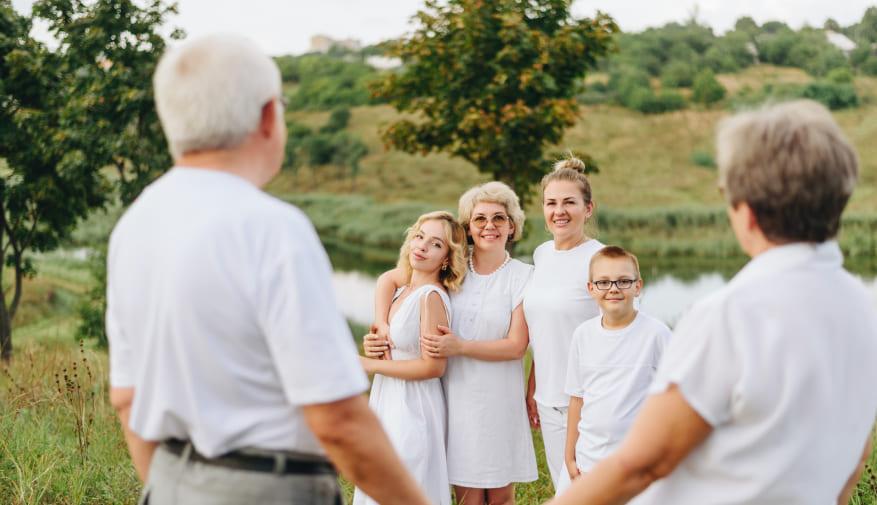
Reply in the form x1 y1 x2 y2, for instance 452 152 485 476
523 155 604 495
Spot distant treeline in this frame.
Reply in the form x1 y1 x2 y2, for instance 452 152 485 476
274 7 877 115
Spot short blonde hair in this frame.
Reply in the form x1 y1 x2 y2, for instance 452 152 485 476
154 34 281 159
457 181 526 242
541 155 594 205
396 211 468 292
589 245 641 282
717 100 858 242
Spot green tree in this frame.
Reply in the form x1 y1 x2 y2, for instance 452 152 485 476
371 0 617 199
0 0 178 358
692 68 726 105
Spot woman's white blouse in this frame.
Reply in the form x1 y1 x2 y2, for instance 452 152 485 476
523 239 604 407
443 258 538 487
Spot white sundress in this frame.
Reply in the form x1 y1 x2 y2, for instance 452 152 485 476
443 258 538 488
352 284 452 505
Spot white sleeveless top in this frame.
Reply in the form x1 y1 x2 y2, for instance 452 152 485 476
353 284 453 505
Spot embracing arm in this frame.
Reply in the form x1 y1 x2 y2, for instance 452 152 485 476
549 384 712 505
565 395 583 480
421 304 529 361
361 291 448 380
110 387 158 482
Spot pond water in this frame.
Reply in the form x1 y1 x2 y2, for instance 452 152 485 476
331 260 877 328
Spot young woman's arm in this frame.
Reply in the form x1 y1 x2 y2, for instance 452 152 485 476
363 268 407 358
360 291 448 380
420 304 529 361
527 363 539 428
566 396 584 480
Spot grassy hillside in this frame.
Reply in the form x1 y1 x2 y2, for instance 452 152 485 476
269 66 877 214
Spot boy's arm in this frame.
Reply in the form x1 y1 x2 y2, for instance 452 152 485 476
526 363 539 428
566 395 584 480
361 291 448 380
421 304 529 361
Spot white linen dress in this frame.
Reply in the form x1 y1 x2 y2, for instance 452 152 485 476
352 284 452 505
443 258 537 488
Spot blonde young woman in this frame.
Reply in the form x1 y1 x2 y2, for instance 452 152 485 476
353 211 467 505
523 157 604 494
366 182 537 505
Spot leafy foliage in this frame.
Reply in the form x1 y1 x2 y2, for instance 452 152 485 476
0 0 178 357
372 0 617 200
692 69 726 105
278 54 382 110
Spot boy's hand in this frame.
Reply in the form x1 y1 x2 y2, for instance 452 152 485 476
566 458 581 480
420 325 463 357
526 394 540 429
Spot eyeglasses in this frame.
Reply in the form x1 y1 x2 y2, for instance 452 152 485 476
471 214 509 228
592 279 638 290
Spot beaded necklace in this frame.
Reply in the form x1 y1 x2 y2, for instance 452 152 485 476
468 251 511 276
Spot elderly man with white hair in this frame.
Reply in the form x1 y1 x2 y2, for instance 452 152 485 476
106 34 430 505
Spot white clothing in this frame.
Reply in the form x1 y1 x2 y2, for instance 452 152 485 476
524 239 604 407
107 167 368 458
536 403 570 494
632 241 877 505
565 313 670 473
444 258 537 488
353 285 452 505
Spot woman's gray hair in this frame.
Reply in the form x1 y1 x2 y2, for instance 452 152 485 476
717 100 858 243
457 181 526 242
153 34 282 159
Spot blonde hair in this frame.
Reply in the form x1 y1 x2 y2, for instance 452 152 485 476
717 100 858 242
540 154 593 205
457 181 526 243
589 245 641 282
396 211 468 292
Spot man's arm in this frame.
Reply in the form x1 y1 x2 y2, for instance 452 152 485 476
838 432 873 505
548 384 712 505
303 394 429 505
109 387 158 482
565 396 583 480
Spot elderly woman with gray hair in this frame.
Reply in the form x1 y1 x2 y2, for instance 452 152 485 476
549 100 877 505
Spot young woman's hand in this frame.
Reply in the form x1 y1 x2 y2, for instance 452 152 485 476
566 458 581 481
420 325 464 357
363 331 393 359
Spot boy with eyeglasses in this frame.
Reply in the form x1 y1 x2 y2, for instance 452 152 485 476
562 246 671 483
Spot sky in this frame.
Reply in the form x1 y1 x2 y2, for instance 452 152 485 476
10 0 875 56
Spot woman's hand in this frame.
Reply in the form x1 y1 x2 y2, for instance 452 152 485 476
373 323 394 360
363 330 393 359
420 325 464 358
526 394 540 429
566 458 581 481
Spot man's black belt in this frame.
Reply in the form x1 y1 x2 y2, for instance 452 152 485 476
162 439 336 476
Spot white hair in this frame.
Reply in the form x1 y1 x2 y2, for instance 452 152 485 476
153 33 282 159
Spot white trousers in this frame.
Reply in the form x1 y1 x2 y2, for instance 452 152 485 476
536 403 572 496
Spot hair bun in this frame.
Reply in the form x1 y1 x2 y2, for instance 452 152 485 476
553 156 587 174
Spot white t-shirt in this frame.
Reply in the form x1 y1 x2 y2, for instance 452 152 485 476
523 239 604 407
564 312 670 472
632 241 877 505
107 167 369 458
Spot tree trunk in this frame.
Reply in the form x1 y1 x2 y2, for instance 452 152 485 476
0 298 11 363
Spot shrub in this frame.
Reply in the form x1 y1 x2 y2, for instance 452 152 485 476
628 88 686 114
321 107 352 133
802 81 859 110
661 61 696 88
690 150 716 169
692 69 726 105
826 67 855 84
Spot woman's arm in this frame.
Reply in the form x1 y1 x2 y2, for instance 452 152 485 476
363 268 407 359
566 395 583 480
421 304 530 361
527 362 539 428
360 291 448 380
548 384 712 505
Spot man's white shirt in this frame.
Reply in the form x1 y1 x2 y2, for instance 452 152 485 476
107 167 368 458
